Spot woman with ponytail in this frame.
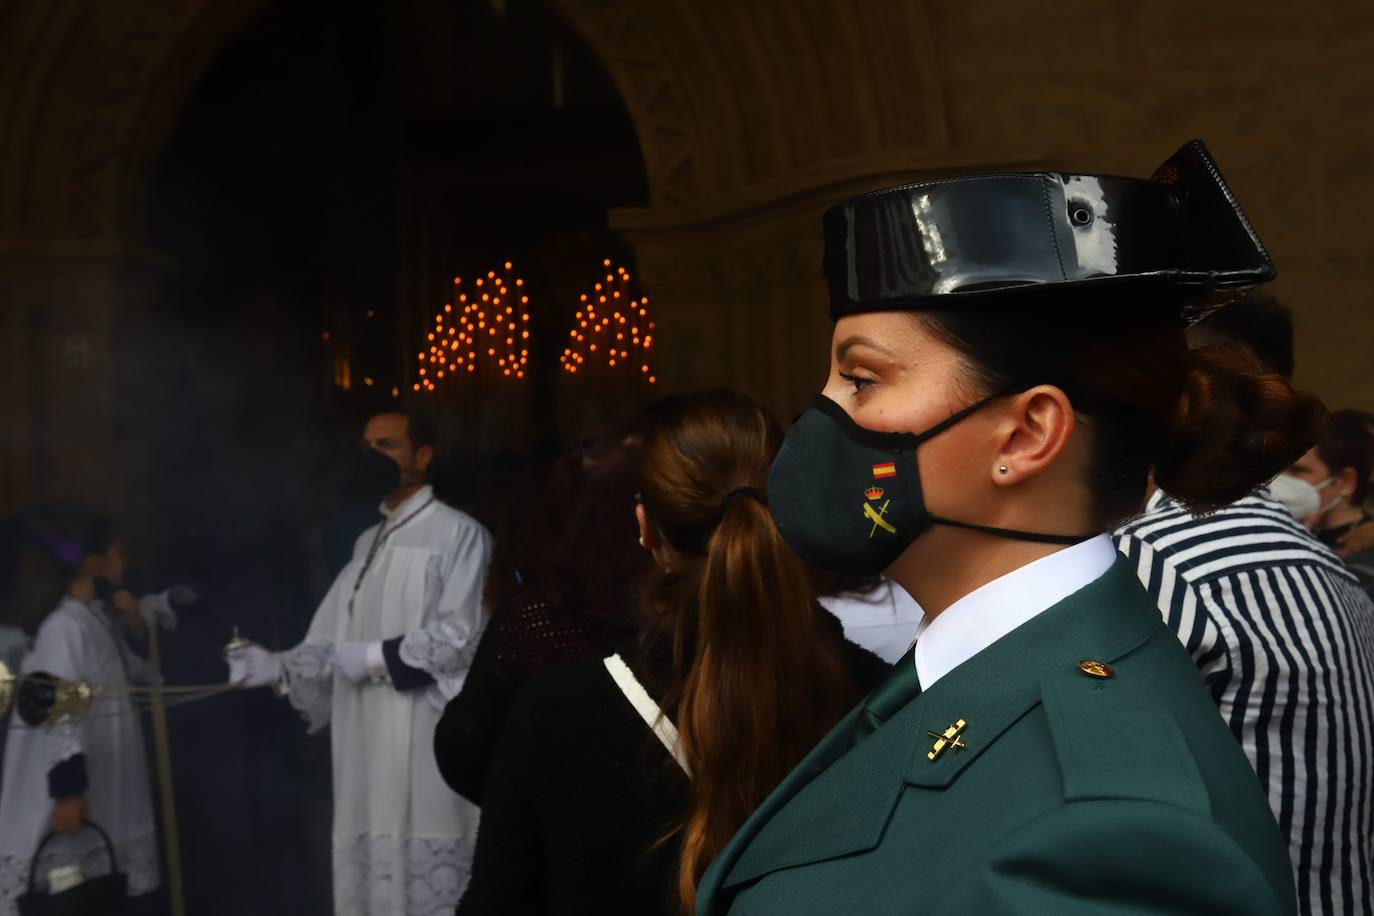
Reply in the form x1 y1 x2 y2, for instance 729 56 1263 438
455 391 883 916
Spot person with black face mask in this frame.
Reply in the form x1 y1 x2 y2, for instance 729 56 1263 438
225 410 493 916
696 142 1324 916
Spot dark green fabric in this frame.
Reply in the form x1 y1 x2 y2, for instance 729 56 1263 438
850 657 922 747
696 560 1297 916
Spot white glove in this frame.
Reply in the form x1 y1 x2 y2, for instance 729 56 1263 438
228 644 283 688
137 592 178 631
334 641 387 684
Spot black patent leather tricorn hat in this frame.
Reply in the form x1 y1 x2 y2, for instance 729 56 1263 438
823 140 1274 324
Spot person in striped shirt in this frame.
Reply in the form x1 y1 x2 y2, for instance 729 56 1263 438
1116 295 1374 915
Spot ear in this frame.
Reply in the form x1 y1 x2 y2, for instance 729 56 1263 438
991 385 1077 486
415 444 435 474
1336 466 1361 499
635 503 659 552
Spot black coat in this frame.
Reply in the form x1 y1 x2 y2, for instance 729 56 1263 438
435 592 613 805
452 615 887 916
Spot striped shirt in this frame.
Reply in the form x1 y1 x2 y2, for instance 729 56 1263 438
1115 490 1374 916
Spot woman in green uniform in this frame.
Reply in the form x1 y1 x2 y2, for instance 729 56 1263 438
695 141 1320 916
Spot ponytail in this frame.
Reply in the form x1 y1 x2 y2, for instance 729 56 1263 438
635 391 858 915
675 497 850 909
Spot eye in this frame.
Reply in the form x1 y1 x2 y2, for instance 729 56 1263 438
837 372 873 394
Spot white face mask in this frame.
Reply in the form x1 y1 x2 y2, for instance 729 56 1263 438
1267 474 1329 520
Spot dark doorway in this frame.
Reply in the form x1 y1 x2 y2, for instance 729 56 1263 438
141 2 646 912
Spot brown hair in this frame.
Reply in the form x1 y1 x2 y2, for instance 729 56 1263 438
635 390 857 913
1316 410 1374 505
915 293 1327 523
483 414 648 619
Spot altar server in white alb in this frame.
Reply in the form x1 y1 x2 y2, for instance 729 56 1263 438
0 510 180 915
229 410 492 916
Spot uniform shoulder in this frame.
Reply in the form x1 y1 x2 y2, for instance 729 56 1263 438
934 796 1294 916
1036 663 1212 816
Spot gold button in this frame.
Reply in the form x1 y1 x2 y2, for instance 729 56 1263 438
1078 659 1114 679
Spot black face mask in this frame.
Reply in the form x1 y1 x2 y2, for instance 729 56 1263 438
767 392 1088 576
350 447 402 501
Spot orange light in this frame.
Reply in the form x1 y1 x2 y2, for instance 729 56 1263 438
444 304 452 313
506 337 514 345
522 330 530 339
516 279 524 287
413 382 421 391
437 370 445 378
595 283 602 291
520 296 528 304
590 344 597 351
488 348 496 356
609 359 616 367
641 365 649 373
488 271 496 278
504 261 512 270
603 259 611 266
476 278 484 286
467 364 475 373
599 296 607 304
427 332 434 341
649 376 657 384
516 371 524 379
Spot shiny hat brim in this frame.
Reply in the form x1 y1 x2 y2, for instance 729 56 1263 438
823 140 1274 325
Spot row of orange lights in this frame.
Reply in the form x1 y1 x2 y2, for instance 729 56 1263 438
413 259 656 392
559 260 656 384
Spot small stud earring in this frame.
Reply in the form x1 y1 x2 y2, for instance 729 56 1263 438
638 536 646 548
998 466 1009 476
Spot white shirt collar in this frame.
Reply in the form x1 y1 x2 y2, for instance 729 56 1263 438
911 534 1118 690
379 484 434 520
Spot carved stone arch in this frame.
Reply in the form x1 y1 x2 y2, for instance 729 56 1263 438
550 0 700 209
2 0 267 247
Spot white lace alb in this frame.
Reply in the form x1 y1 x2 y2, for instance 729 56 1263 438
398 620 485 701
332 833 472 916
282 642 336 733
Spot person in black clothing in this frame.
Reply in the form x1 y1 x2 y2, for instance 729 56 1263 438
453 390 885 916
434 417 649 803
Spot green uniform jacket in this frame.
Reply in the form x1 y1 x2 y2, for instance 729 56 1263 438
697 560 1297 915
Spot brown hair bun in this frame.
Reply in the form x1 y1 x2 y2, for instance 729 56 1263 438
1155 344 1327 513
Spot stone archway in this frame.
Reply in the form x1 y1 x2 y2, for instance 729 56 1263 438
0 0 1043 516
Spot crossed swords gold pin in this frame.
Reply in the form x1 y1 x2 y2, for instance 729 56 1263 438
926 719 968 761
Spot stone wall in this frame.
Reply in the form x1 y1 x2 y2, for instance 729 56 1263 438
1 0 1370 516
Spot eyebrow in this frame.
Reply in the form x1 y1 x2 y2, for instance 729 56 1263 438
835 335 895 364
